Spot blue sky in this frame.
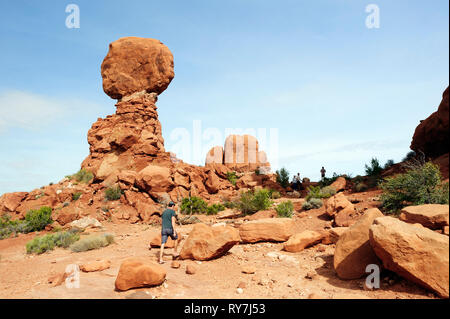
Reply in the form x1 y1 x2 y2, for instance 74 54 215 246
0 0 448 194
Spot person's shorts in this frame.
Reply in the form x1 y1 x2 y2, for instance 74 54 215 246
161 228 178 244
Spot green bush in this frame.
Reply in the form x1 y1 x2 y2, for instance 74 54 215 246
305 186 336 201
69 233 114 253
365 158 383 177
275 201 294 218
238 189 273 215
402 151 417 162
226 172 238 186
222 200 238 209
69 169 94 183
380 162 449 214
207 203 226 215
24 206 53 232
105 186 123 201
276 168 290 189
72 192 82 201
302 198 323 210
26 229 81 254
180 197 208 214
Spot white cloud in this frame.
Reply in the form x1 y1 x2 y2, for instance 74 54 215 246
0 90 106 133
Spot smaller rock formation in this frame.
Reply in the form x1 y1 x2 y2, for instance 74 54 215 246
283 230 326 253
399 204 449 230
205 135 271 173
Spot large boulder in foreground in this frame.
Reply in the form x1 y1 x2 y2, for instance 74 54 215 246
115 257 166 291
239 218 295 243
369 216 449 298
101 37 174 99
334 208 384 279
179 223 241 260
399 204 449 230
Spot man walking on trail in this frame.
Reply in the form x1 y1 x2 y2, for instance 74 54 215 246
320 166 326 180
159 201 179 264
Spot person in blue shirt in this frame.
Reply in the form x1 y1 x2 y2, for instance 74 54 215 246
159 201 179 264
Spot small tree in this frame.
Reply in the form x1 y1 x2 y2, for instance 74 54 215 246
276 167 290 189
365 158 383 177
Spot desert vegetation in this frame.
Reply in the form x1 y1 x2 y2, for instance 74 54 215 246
0 206 53 240
26 229 81 254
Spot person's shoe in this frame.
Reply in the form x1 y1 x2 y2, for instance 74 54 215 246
158 260 165 264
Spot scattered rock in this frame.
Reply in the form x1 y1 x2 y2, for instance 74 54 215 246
283 230 326 253
80 260 111 272
237 282 246 289
179 223 240 260
115 257 166 291
399 204 449 230
236 288 244 294
186 265 197 275
334 208 384 279
305 271 317 280
70 217 102 230
369 216 449 298
171 261 181 269
242 266 256 274
329 177 346 192
328 227 348 244
239 218 295 243
148 229 181 248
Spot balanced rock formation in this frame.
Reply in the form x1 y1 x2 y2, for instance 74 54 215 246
334 208 383 280
101 37 174 99
239 218 295 243
369 216 449 298
179 223 241 260
115 257 166 291
206 135 271 173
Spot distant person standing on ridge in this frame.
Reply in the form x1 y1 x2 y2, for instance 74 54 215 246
159 201 179 264
295 173 301 190
291 175 298 190
321 167 326 180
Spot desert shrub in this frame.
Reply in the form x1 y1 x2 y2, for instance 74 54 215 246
276 168 290 189
238 189 273 215
178 215 201 225
26 229 80 254
255 168 261 175
302 198 323 210
226 172 238 186
72 192 82 201
305 186 336 201
69 233 114 253
24 206 53 232
222 200 238 209
275 201 294 218
69 169 94 184
380 162 449 214
105 186 123 201
207 203 226 215
180 197 208 214
384 159 395 170
354 182 369 192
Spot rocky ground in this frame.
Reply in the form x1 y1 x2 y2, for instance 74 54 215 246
0 191 437 300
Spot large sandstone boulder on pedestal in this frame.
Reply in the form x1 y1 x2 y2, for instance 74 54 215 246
369 216 449 298
334 208 384 279
179 223 241 260
239 218 295 243
115 257 166 291
399 204 449 230
101 37 174 100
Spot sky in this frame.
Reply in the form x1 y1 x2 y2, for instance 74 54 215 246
0 0 448 195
